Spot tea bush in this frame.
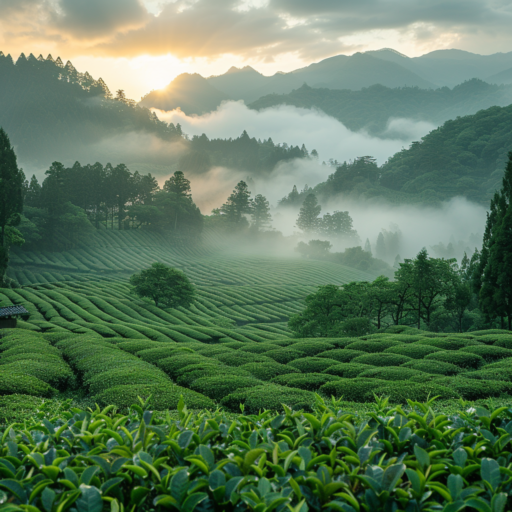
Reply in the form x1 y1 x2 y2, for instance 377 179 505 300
287 357 339 373
189 375 262 400
425 350 484 369
351 352 413 366
270 372 340 391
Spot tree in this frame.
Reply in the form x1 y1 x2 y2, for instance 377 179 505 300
375 232 386 260
130 263 195 308
221 181 252 223
296 194 321 233
364 238 372 254
319 211 358 240
475 152 512 329
251 194 272 230
0 128 24 285
295 240 332 259
163 171 192 230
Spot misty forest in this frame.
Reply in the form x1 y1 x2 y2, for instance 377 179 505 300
5 4 512 509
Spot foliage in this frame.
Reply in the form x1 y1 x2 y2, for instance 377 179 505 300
130 263 195 308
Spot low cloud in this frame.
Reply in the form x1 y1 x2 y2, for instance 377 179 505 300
154 101 433 165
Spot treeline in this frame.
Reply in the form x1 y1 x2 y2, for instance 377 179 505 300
180 130 313 174
291 152 512 335
22 162 203 251
0 52 182 163
250 80 512 137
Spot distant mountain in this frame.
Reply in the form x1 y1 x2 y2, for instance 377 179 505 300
249 79 512 136
0 51 180 166
487 67 512 85
141 48 512 115
140 73 230 115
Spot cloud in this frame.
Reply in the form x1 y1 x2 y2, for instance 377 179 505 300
1 0 511 63
154 101 432 166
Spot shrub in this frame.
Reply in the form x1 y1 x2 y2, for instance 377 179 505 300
220 384 316 413
176 365 249 387
158 355 214 378
352 353 413 367
490 336 512 350
322 363 372 378
287 357 339 373
320 378 385 401
190 375 261 400
289 341 335 356
425 351 484 369
270 373 340 391
239 362 300 380
345 340 402 353
383 344 443 359
0 371 56 398
0 361 74 389
460 368 512 382
320 378 456 402
214 352 273 367
316 349 366 363
137 346 192 363
402 360 462 376
483 357 512 370
88 367 169 395
194 346 236 357
459 345 512 363
435 377 512 400
259 348 306 364
238 344 276 354
117 340 162 354
358 366 430 382
95 384 215 410
414 338 481 351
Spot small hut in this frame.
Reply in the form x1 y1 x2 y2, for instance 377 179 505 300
0 306 29 329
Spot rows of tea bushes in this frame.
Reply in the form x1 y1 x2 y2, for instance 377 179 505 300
0 395 511 511
4 327 512 413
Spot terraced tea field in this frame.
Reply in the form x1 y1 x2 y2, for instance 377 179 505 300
4 230 512 414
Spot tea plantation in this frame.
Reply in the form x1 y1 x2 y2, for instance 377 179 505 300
3 231 512 510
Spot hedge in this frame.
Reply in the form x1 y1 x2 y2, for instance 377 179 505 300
220 384 316 413
383 344 443 359
322 363 373 378
316 349 367 363
239 362 301 380
425 351 484 369
264 348 307 364
414 338 481 351
137 346 193 364
345 340 402 353
351 353 413 367
358 366 431 382
158 355 214 378
483 357 512 370
435 377 512 400
270 373 340 391
88 367 169 395
0 360 74 389
116 340 162 354
402 359 463 376
287 357 340 373
0 371 56 398
459 345 512 363
175 365 249 387
320 378 457 402
460 368 512 382
94 383 215 410
189 375 262 400
238 343 277 354
288 341 335 356
214 352 273 367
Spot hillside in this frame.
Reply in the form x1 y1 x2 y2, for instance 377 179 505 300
250 79 512 136
0 52 180 166
140 73 230 115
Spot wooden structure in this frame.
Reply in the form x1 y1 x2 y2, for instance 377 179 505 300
0 305 29 329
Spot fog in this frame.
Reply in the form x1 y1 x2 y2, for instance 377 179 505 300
153 101 436 165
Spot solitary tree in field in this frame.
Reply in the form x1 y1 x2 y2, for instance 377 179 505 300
221 180 252 222
130 263 195 308
296 194 321 233
0 128 24 284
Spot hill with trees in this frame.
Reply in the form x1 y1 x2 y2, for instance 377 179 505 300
280 104 512 207
250 79 512 137
0 51 181 165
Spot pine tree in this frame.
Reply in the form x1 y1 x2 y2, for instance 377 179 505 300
364 238 372 255
251 194 272 230
0 128 24 284
476 152 512 328
221 181 252 223
375 232 386 260
296 194 321 233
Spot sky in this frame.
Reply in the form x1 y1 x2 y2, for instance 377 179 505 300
1 0 512 99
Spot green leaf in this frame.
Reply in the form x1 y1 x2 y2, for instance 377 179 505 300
209 470 225 490
453 447 467 468
41 487 56 512
0 479 27 503
75 485 103 512
447 474 463 500
178 431 194 450
481 458 501 492
170 469 189 504
182 492 208 512
243 449 265 474
382 463 405 492
414 445 430 470
79 466 99 486
491 493 507 512
130 487 150 506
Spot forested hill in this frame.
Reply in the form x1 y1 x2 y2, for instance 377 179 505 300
0 52 182 165
250 80 512 136
281 104 512 207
